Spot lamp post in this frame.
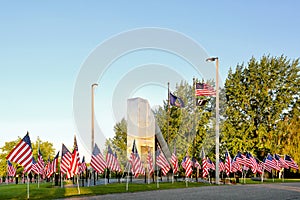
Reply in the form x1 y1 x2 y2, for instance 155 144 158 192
91 83 98 154
206 57 219 184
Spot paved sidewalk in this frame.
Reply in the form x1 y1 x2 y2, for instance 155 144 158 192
61 182 300 200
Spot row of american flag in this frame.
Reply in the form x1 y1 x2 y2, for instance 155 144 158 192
130 143 299 179
5 132 121 179
5 132 299 181
125 141 299 179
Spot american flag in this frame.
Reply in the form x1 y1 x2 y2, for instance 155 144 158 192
256 159 263 174
52 152 59 175
60 143 72 175
265 154 281 171
147 150 154 176
182 156 193 177
6 132 33 172
79 156 87 174
202 157 209 178
45 156 53 178
67 136 80 178
225 150 232 176
7 160 16 177
284 155 299 170
207 157 215 170
231 156 242 173
236 152 247 166
219 159 225 172
171 146 178 174
192 157 201 169
156 146 171 176
106 145 116 171
274 154 289 169
195 83 216 96
263 158 273 173
90 143 107 174
37 149 45 175
130 140 145 178
31 158 40 174
113 152 121 173
181 157 186 170
246 152 257 173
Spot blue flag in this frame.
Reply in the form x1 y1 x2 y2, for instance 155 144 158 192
169 92 184 107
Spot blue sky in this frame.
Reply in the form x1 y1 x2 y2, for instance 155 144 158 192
1 1 300 160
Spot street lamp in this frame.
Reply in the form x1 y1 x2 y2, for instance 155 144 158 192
91 83 98 154
206 57 220 184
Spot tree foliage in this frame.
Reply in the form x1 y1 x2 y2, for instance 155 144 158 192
154 80 215 161
222 55 300 162
106 118 128 170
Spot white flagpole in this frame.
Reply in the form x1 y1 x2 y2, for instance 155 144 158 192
37 136 40 189
156 163 159 189
126 162 129 191
261 167 264 183
185 175 188 187
104 168 107 185
27 174 30 199
172 171 174 184
148 165 150 184
77 175 80 194
61 173 63 188
6 162 8 185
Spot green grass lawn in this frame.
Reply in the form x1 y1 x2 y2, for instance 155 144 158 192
0 179 299 200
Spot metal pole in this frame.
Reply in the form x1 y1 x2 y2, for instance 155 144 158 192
206 57 219 184
215 58 220 184
37 136 40 189
167 82 170 145
91 83 98 154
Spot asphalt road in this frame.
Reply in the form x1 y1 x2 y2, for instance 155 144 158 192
64 182 300 200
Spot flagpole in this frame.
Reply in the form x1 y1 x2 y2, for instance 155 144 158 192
156 162 159 189
6 162 8 185
126 162 129 191
261 167 264 183
186 174 188 187
147 147 150 184
27 173 30 200
206 57 220 184
61 173 63 188
283 155 285 182
167 82 170 145
104 168 107 185
37 136 40 189
77 175 80 194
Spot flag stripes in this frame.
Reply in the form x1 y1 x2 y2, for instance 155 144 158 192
60 143 72 175
90 144 107 174
6 132 33 172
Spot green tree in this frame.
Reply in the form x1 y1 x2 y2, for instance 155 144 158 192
154 80 215 161
282 98 300 165
108 118 128 170
222 55 300 160
0 138 19 177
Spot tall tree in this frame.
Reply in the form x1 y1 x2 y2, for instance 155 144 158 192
109 118 127 169
154 80 215 161
222 55 300 160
